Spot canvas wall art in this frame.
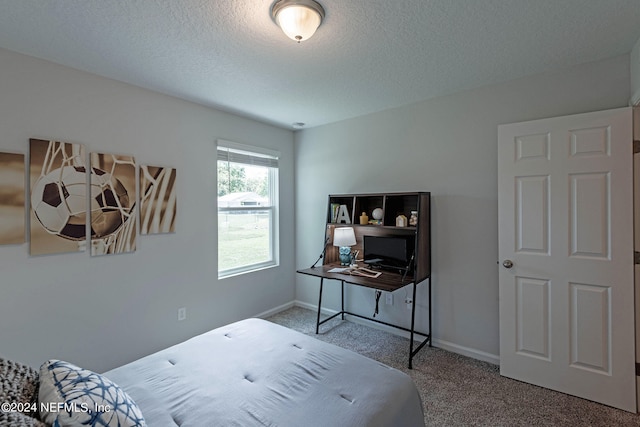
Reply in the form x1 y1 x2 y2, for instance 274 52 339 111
29 139 87 255
140 165 176 234
89 152 137 256
0 152 25 245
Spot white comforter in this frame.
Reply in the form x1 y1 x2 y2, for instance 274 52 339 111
105 318 424 426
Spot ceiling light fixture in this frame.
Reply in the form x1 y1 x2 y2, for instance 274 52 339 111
271 0 325 43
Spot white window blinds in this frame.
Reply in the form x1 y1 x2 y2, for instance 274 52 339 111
217 140 279 168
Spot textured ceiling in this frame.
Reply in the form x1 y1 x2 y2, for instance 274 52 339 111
0 1 639 129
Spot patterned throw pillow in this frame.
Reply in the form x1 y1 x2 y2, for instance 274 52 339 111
38 360 145 427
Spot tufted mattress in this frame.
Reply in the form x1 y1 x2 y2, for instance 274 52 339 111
104 318 424 426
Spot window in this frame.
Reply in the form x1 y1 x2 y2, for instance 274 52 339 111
217 140 279 278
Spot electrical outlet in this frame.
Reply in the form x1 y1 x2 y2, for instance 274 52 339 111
385 293 393 305
405 298 413 310
178 307 187 321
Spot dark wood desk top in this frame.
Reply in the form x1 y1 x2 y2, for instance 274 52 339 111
296 263 414 292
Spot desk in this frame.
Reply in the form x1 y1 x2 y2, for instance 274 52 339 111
297 263 431 369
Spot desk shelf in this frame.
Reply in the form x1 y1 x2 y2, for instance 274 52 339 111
298 263 413 293
325 192 430 283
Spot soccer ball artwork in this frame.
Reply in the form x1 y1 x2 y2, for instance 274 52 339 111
31 166 88 240
31 166 131 240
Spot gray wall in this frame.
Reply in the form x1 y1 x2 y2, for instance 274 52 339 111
0 48 296 373
294 55 631 362
632 37 640 105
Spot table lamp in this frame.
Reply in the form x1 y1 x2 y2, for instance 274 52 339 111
333 227 356 265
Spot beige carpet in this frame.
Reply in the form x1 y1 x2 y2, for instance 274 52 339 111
266 306 640 426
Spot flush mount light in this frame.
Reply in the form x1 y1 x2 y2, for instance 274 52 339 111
271 0 325 43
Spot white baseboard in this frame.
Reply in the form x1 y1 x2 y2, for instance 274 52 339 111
294 299 337 315
254 301 295 319
293 300 500 366
432 338 499 365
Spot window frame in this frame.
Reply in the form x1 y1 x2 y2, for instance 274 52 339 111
216 139 279 278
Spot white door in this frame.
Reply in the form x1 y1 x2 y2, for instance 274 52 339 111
498 107 636 412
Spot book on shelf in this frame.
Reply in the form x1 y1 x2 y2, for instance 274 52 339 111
330 203 340 222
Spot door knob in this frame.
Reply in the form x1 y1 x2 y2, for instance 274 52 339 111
502 259 513 269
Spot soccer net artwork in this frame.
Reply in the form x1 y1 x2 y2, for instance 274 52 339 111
28 139 138 256
89 152 137 256
140 165 176 234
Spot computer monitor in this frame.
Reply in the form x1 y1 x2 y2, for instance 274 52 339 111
363 235 415 271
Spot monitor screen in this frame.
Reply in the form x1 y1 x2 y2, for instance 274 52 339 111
363 235 415 270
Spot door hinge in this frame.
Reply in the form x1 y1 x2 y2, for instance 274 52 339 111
634 140 640 154
635 251 640 264
636 362 640 376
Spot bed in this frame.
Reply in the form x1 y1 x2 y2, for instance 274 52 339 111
105 318 424 426
2 318 425 426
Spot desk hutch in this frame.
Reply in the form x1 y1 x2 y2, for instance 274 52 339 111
297 192 431 368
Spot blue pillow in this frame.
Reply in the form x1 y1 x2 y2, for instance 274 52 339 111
38 360 145 426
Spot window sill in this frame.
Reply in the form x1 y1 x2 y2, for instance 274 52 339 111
218 261 279 280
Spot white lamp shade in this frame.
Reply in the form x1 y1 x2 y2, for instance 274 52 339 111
333 227 356 247
275 4 322 42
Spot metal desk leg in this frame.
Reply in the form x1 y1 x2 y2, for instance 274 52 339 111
316 277 324 334
409 281 418 369
428 277 432 347
341 280 345 320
